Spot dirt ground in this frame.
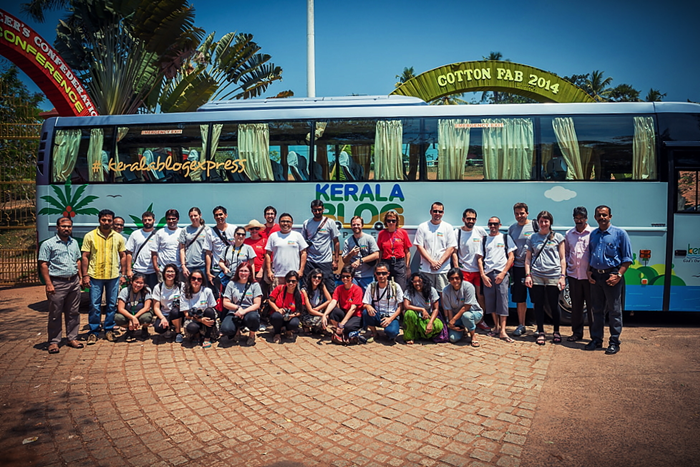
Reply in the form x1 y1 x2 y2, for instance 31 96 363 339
2 284 699 467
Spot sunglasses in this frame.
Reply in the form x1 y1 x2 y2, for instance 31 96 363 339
432 210 443 214
312 275 322 279
341 275 352 279
166 217 178 221
488 222 500 226
235 232 246 236
191 277 203 282
465 217 476 221
287 279 298 284
376 271 389 276
249 227 261 231
385 219 397 224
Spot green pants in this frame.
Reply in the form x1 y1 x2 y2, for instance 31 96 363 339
403 309 444 341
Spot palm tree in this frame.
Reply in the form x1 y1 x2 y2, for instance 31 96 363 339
609 84 640 102
428 95 469 105
481 52 507 103
585 70 613 102
645 89 666 102
395 67 415 88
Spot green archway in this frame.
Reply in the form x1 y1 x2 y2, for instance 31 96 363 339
391 60 594 103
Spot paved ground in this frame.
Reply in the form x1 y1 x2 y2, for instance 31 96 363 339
1 285 699 467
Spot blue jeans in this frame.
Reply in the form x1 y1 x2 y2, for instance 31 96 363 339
353 276 373 292
362 309 400 340
447 308 483 343
89 277 119 334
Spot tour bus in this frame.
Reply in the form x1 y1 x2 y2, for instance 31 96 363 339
36 95 700 314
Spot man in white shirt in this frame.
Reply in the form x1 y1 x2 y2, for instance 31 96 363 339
266 213 308 286
203 205 237 293
414 201 457 292
362 262 403 343
478 216 516 342
151 209 183 277
126 211 158 290
451 208 487 308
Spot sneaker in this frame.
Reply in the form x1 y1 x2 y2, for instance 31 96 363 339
86 333 98 345
476 321 490 332
512 325 526 337
258 323 267 332
163 330 173 339
140 328 150 339
175 333 184 343
105 330 116 342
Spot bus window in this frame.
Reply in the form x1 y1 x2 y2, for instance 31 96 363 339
51 127 114 184
425 117 534 180
213 121 312 182
113 124 203 183
678 170 700 212
540 115 657 181
314 118 421 181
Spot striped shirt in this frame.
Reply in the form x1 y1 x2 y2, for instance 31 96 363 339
81 228 126 280
38 234 81 277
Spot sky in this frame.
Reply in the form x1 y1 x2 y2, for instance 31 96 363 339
2 0 699 110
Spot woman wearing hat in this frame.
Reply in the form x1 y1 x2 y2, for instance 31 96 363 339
243 219 267 285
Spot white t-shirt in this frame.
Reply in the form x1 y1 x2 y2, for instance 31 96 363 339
266 231 308 277
480 233 517 274
363 282 404 315
151 282 184 314
126 228 157 274
180 287 216 312
152 227 183 268
203 225 237 272
414 221 457 274
453 226 487 273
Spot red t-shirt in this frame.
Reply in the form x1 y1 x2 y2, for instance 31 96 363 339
244 236 267 272
332 284 364 317
262 223 280 241
270 284 306 311
377 228 412 259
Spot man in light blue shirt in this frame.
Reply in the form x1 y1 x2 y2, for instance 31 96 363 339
585 205 633 355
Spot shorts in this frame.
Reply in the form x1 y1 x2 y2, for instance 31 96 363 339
511 266 530 303
425 272 449 291
461 271 481 287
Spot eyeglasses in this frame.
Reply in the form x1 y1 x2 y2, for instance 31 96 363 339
376 271 389 276
341 275 352 279
113 224 124 228
287 279 298 284
385 219 397 224
574 217 586 222
280 220 292 224
488 222 500 226
432 210 443 214
448 276 462 281
191 277 203 282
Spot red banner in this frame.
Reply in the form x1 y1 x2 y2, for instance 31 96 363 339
0 9 98 116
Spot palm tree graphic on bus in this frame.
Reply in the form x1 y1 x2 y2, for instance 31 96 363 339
38 180 100 218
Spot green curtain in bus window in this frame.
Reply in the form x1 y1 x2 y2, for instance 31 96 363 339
375 120 404 180
239 123 273 181
482 118 533 180
87 128 104 182
633 116 657 180
438 119 470 180
553 117 587 180
52 129 81 182
201 124 224 160
114 127 129 178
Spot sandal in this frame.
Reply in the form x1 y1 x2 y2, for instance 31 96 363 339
405 340 414 345
536 333 546 346
566 334 580 342
48 344 60 354
487 331 498 338
273 334 282 344
553 333 562 344
470 340 480 348
66 340 84 349
202 339 212 349
500 336 514 343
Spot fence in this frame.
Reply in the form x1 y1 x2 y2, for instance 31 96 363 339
0 249 40 285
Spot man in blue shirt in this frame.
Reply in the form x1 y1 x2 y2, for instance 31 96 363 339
38 217 83 354
585 206 633 354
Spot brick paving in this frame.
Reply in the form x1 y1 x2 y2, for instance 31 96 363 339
0 287 554 467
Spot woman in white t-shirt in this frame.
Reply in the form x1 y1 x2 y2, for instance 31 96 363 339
181 269 217 348
221 262 262 346
152 263 185 343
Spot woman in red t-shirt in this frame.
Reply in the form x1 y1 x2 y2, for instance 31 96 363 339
376 210 412 290
322 266 364 340
268 270 306 344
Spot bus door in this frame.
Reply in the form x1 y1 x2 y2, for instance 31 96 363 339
665 143 700 312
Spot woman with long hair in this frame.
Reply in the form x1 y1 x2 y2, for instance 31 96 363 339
152 263 185 343
524 210 566 346
442 267 483 347
115 272 153 342
268 270 305 344
322 265 364 343
221 261 262 346
181 269 217 348
219 226 256 280
376 210 412 290
402 272 443 344
300 268 331 334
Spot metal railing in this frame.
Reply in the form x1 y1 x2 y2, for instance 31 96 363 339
0 180 36 229
0 249 39 285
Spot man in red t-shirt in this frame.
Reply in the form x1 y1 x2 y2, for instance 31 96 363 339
262 206 280 241
322 266 363 339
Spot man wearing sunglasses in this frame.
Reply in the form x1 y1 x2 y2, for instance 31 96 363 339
362 262 404 343
414 202 457 292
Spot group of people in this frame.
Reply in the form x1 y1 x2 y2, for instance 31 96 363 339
38 199 631 355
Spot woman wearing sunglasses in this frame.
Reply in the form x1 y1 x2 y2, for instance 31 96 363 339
268 270 305 344
301 268 332 334
376 210 412 290
181 269 217 348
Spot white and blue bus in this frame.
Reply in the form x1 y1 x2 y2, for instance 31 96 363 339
36 95 700 313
